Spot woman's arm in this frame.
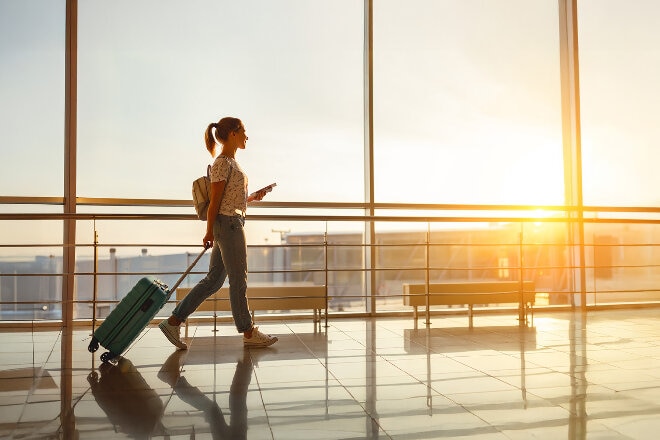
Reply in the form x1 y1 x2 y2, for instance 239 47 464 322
203 180 226 247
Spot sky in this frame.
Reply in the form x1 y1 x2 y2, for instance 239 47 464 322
2 0 660 257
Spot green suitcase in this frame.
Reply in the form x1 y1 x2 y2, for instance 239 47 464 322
88 248 207 362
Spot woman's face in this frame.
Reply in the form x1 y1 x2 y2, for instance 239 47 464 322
232 125 248 149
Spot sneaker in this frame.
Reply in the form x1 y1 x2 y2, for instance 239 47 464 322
243 326 278 347
159 320 188 350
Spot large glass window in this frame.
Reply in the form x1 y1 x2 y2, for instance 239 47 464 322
5 1 660 323
579 1 660 206
77 0 364 202
0 1 65 197
0 1 65 321
374 0 563 205
0 217 64 320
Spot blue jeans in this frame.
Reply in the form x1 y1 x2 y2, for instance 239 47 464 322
172 215 253 333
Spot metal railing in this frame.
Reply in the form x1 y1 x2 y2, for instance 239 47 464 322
3 201 660 326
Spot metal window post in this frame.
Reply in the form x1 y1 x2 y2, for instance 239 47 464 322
363 0 376 315
63 0 78 326
558 0 587 310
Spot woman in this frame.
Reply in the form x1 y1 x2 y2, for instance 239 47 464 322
160 117 278 349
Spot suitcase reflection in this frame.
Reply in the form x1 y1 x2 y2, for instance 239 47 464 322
88 352 252 439
87 357 165 438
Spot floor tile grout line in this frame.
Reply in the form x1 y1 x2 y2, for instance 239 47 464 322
314 322 398 439
14 325 65 439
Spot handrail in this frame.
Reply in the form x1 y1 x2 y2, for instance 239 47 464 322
0 196 65 205
5 195 660 215
3 203 660 324
3 212 660 225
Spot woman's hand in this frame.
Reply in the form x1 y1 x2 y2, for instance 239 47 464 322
203 232 213 249
247 183 276 203
248 188 268 202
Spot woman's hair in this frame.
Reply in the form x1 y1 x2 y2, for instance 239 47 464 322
204 117 243 156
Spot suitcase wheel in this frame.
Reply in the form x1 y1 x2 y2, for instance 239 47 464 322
88 337 99 353
100 351 117 364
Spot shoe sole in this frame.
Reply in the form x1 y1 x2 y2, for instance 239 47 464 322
159 323 188 349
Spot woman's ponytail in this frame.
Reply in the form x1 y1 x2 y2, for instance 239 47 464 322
204 123 217 157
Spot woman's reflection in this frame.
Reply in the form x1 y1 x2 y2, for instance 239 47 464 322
89 349 257 440
158 349 254 440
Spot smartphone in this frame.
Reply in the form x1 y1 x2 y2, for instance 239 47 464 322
249 183 276 199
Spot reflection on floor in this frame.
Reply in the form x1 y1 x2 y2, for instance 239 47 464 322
2 308 660 439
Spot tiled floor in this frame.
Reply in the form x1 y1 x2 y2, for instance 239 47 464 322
3 308 660 439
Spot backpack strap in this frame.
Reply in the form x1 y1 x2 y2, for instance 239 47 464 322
217 156 233 213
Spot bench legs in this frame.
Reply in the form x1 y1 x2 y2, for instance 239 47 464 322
183 313 219 338
523 303 534 326
412 303 534 327
182 308 326 337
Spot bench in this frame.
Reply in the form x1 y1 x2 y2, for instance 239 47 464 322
175 284 327 333
403 281 535 326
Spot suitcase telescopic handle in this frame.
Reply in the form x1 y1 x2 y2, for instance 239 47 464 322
167 246 209 295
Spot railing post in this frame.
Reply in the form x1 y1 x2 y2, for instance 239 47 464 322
518 228 525 325
324 229 329 328
424 222 431 326
92 223 98 331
